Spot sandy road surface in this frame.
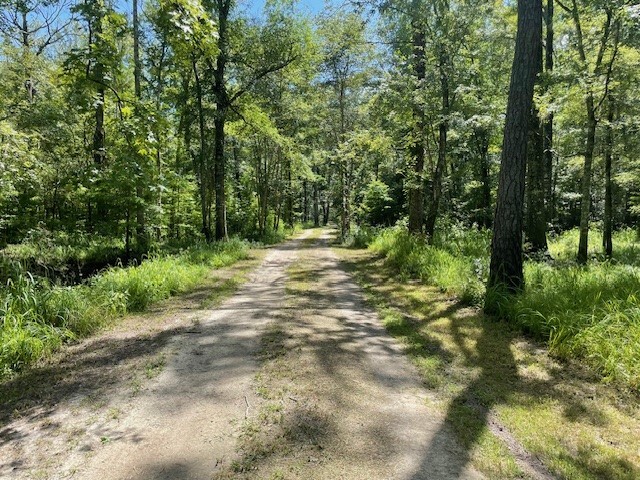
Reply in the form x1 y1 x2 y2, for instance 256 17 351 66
1 229 481 479
74 232 314 479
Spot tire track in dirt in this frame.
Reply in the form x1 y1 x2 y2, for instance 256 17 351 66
66 231 313 480
215 229 483 479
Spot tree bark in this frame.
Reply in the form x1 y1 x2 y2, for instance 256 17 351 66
474 128 492 229
313 173 320 227
487 0 542 295
542 0 554 225
133 0 146 246
213 0 230 241
303 180 308 223
407 25 426 234
577 94 597 263
425 1 451 241
526 107 549 253
603 95 615 258
193 60 212 241
570 3 612 263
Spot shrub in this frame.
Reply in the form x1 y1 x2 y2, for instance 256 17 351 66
359 180 395 226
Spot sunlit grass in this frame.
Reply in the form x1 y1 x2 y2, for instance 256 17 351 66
364 226 640 390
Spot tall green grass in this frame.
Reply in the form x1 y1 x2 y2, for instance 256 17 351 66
366 226 640 390
369 227 488 305
0 239 249 378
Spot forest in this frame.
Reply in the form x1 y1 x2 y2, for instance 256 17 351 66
2 0 640 386
1 0 640 476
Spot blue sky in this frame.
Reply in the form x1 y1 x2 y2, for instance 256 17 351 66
242 0 328 16
115 0 341 18
238 0 353 20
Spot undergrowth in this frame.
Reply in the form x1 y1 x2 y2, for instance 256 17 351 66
366 225 640 390
0 238 249 378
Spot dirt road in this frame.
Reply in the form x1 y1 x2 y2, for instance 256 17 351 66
0 230 481 479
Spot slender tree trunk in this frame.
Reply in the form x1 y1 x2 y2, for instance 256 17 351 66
20 10 35 103
125 207 131 260
408 25 426 234
337 78 350 238
543 0 554 225
285 156 293 227
323 200 329 226
577 95 597 263
133 0 146 246
93 85 105 166
425 6 451 241
193 60 211 241
487 0 542 296
526 108 549 253
475 129 492 229
233 139 242 204
313 173 320 227
213 0 230 241
566 3 612 263
93 67 106 224
603 95 615 258
303 180 308 223
133 0 141 98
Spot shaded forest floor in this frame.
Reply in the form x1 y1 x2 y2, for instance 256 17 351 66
0 228 638 479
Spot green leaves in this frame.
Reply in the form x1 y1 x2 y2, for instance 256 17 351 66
157 0 218 59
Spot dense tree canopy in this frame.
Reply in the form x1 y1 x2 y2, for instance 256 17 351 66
0 0 639 279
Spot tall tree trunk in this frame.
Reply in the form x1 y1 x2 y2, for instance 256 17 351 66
285 157 293 227
20 10 35 103
525 6 548 254
179 75 193 240
603 95 615 258
475 128 492 229
487 0 542 296
193 60 211 241
323 200 330 226
577 95 597 263
425 0 451 241
313 172 320 227
233 139 242 204
133 0 141 98
93 83 105 166
543 0 554 225
213 0 230 241
526 105 549 253
303 180 308 223
133 0 146 247
565 3 612 263
407 25 426 234
338 79 350 238
92 17 107 225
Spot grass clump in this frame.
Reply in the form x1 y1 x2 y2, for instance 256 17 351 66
0 239 249 379
504 261 640 388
